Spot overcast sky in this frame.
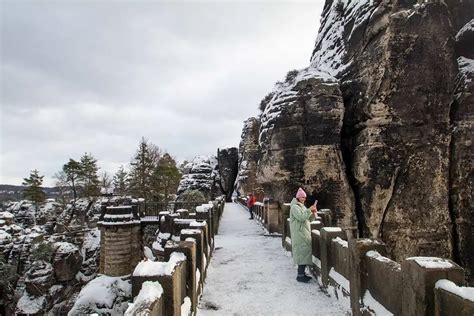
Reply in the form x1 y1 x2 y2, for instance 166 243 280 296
1 0 325 187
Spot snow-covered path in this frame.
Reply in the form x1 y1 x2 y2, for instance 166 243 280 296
197 202 350 316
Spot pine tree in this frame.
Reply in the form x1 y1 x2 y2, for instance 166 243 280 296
63 159 81 200
128 137 160 200
22 169 46 209
152 153 181 202
113 166 129 196
79 153 100 197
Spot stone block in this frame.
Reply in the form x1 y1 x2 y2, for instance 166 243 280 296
320 227 346 287
132 260 187 316
181 228 205 285
318 209 332 226
266 200 282 234
282 204 291 248
348 238 387 316
434 282 474 316
365 250 402 315
402 257 464 316
164 240 197 314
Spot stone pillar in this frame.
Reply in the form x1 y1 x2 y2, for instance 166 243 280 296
180 229 204 288
318 209 332 226
266 200 282 234
310 220 323 232
348 238 387 316
320 227 346 287
132 260 187 316
164 241 197 315
98 205 142 276
188 222 210 279
402 257 464 316
282 203 291 248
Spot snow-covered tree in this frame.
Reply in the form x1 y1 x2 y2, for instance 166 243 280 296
62 158 81 200
113 165 129 196
79 153 100 197
128 137 160 200
152 153 181 202
22 169 46 209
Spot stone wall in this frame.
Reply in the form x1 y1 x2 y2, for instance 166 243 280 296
279 203 474 315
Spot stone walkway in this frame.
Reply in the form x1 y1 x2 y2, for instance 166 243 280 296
197 202 350 315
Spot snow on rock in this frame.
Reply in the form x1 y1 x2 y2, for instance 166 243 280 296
68 275 131 315
181 296 192 316
53 242 83 282
125 281 163 316
457 57 474 87
361 290 393 316
77 228 101 282
435 279 474 302
25 261 56 296
133 252 186 277
177 155 220 198
456 19 474 42
310 0 377 77
144 246 156 261
258 66 338 146
16 293 47 315
407 257 454 269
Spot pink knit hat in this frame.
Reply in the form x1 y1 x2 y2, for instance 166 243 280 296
296 188 307 199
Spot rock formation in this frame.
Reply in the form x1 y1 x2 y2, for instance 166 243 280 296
236 0 473 283
217 147 239 201
177 156 221 201
235 118 261 196
256 68 356 233
177 151 239 202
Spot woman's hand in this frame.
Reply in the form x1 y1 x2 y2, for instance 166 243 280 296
310 205 317 212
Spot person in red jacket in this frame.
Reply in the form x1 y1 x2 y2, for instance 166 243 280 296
247 193 256 219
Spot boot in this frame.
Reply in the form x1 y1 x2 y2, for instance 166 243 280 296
296 275 311 283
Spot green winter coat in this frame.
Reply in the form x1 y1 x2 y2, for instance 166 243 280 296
289 198 314 265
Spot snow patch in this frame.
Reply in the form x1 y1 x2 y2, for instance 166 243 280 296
125 281 163 316
435 279 474 302
133 252 186 277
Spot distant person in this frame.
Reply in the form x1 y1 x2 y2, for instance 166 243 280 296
290 187 317 283
246 193 256 219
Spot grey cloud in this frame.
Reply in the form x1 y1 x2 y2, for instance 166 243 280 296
1 0 325 186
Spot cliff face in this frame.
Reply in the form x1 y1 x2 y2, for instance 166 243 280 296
235 118 260 196
217 147 239 202
236 0 473 282
256 69 356 233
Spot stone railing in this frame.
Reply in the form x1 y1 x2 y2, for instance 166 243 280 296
236 197 282 234
280 202 474 316
128 196 226 316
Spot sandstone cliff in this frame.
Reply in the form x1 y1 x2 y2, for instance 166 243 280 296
235 0 473 283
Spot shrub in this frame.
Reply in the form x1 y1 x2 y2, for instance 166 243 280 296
259 92 274 113
176 190 207 204
31 241 55 262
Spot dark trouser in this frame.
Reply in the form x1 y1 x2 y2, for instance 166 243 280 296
297 265 306 277
249 206 254 218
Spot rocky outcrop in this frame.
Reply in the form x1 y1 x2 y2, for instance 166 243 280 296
217 147 239 201
25 261 55 296
235 118 261 196
52 242 82 282
237 0 473 282
449 20 474 284
257 68 356 232
177 156 221 201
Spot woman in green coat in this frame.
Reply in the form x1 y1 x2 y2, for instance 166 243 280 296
290 187 317 283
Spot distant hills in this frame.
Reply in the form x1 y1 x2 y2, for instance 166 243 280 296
0 184 63 202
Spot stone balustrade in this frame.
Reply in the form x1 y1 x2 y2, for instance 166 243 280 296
276 201 474 316
127 195 226 316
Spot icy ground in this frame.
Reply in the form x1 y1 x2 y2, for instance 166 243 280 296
197 203 350 315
